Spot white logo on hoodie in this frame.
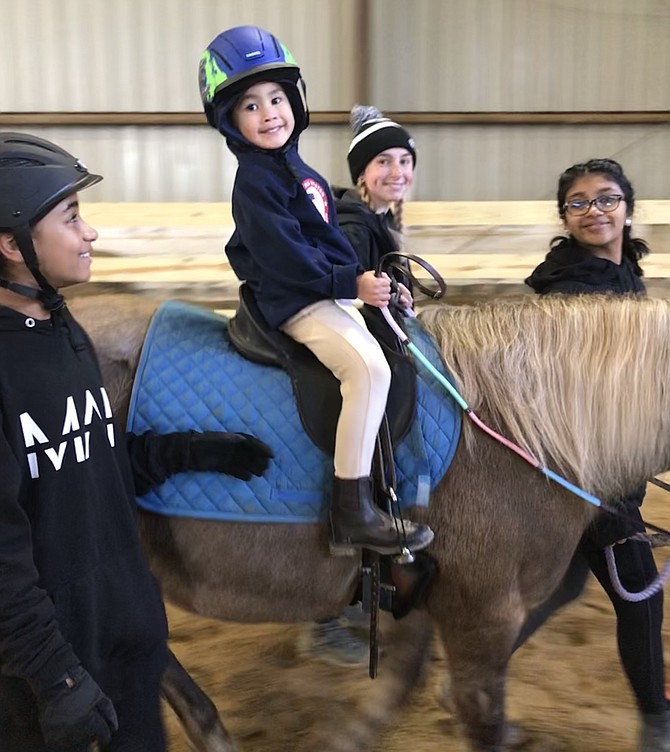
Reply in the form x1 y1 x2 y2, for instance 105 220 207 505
19 387 116 478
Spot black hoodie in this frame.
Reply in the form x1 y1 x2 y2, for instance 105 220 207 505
0 305 167 699
524 240 645 296
333 187 411 291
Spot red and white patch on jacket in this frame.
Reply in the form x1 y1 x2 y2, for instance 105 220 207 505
302 178 329 222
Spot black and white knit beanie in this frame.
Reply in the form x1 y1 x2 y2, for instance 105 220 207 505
346 104 416 184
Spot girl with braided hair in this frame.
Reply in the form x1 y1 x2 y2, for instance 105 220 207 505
304 106 419 665
333 104 417 311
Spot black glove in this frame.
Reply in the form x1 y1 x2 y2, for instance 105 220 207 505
186 431 274 478
584 485 646 549
35 665 118 748
127 430 274 495
585 509 644 548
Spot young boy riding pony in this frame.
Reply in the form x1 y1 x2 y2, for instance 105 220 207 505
198 25 434 557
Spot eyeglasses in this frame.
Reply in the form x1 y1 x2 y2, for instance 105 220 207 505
562 194 624 217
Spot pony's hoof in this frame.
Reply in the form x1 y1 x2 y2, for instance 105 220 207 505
438 677 529 749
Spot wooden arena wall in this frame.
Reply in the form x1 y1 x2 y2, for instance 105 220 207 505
74 200 670 313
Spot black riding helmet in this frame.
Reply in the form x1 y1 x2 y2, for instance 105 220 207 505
198 25 309 148
0 132 102 308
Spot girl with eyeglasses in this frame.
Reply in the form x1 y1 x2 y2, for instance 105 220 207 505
526 158 649 295
524 159 669 751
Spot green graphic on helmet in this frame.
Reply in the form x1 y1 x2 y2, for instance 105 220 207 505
280 44 297 66
198 26 309 134
199 49 229 105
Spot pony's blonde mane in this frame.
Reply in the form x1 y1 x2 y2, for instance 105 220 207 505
419 295 670 499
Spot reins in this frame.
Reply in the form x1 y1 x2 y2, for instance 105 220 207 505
377 252 670 601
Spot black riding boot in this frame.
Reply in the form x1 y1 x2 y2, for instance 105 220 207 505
329 477 434 555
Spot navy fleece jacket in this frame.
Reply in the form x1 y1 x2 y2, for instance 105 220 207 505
226 146 363 327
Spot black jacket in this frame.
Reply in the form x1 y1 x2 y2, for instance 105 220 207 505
0 306 168 699
524 240 645 296
333 187 411 291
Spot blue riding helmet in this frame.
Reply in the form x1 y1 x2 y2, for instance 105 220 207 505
198 25 309 138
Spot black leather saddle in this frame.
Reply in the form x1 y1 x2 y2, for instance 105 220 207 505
227 283 417 456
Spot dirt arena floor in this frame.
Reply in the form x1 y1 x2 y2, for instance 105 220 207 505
161 482 670 752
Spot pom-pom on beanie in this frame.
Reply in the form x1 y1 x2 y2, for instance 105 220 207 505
346 104 416 184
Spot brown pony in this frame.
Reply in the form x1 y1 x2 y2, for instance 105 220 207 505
71 293 670 752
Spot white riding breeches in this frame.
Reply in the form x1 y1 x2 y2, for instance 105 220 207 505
280 299 391 478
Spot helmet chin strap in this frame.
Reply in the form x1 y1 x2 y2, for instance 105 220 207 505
9 226 65 311
1 226 86 350
0 277 45 300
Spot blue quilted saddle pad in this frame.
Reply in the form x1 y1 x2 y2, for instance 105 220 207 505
127 301 461 523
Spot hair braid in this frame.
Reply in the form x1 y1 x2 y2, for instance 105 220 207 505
356 175 373 211
391 198 404 235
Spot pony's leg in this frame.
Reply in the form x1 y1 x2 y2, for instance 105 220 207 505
161 649 237 752
295 609 434 752
428 566 523 751
436 616 517 752
423 436 594 751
